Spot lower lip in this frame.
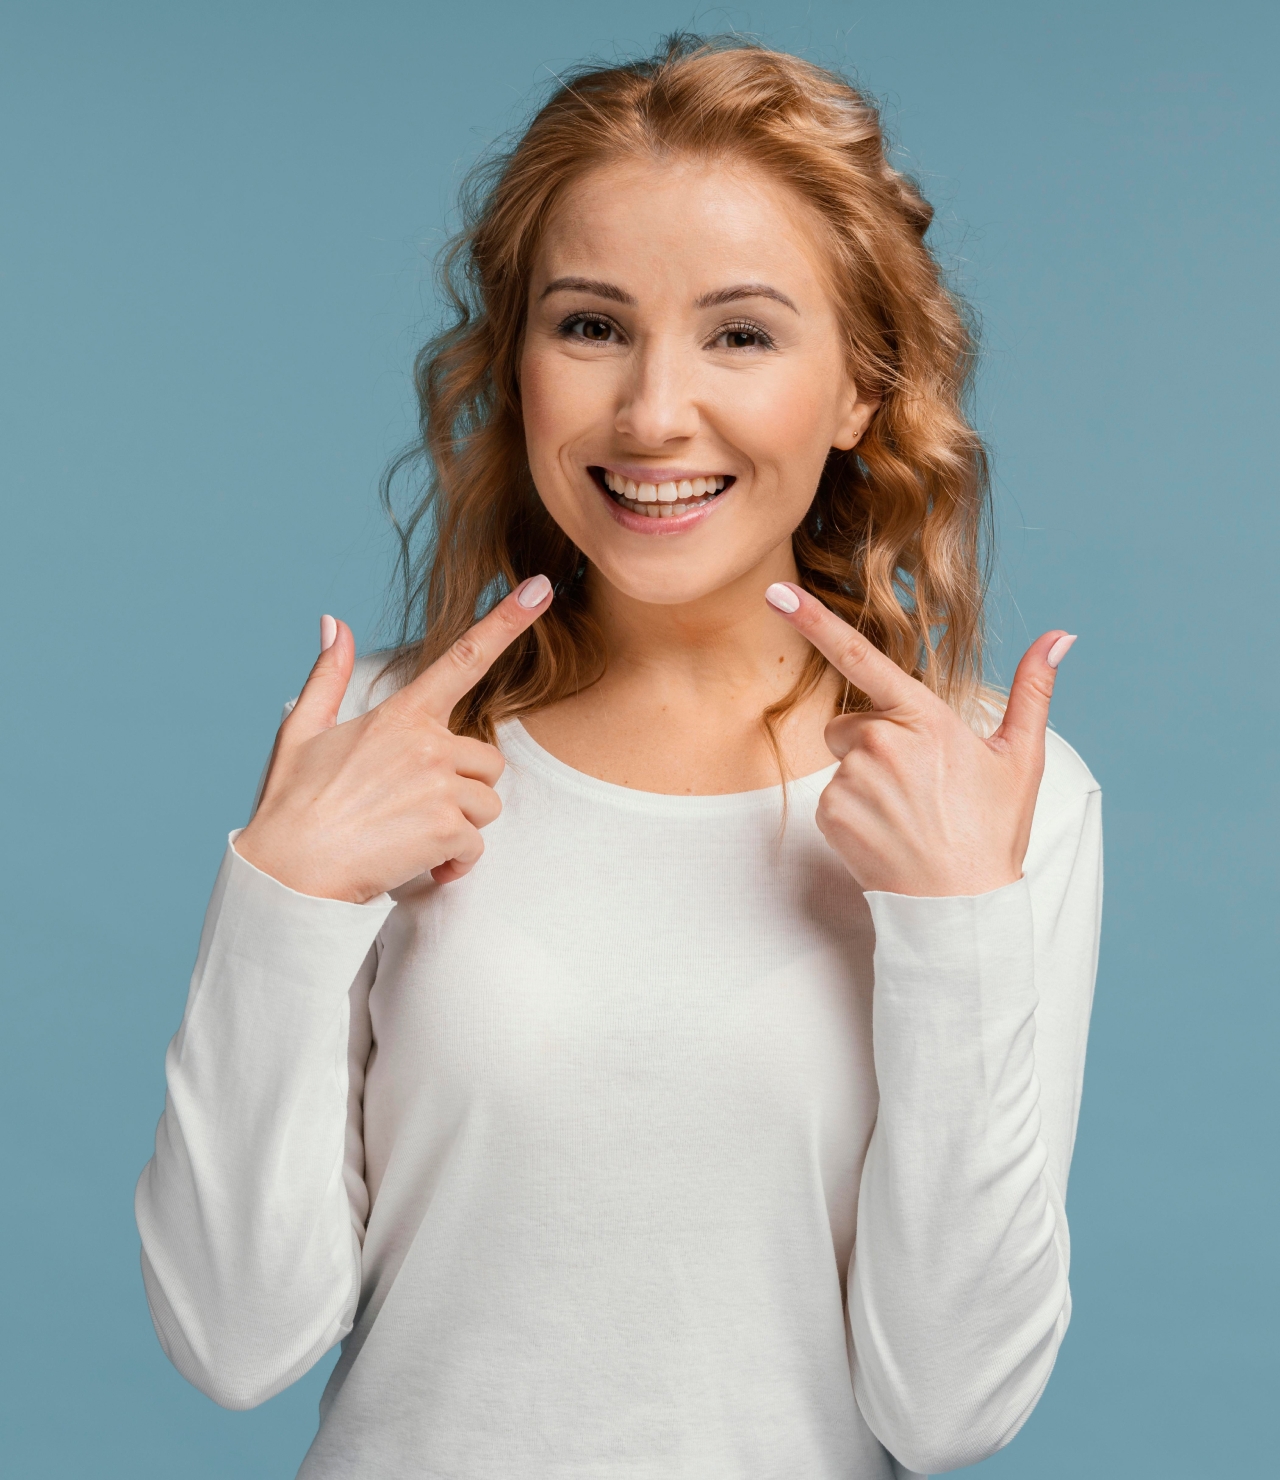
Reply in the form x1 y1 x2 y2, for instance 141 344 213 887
596 480 729 535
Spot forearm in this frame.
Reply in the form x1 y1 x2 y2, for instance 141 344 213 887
134 837 392 1408
850 882 1069 1474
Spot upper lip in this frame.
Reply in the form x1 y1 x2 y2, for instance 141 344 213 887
596 463 735 484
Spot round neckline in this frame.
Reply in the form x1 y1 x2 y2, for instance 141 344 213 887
497 718 837 817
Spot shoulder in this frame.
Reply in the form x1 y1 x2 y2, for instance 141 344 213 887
974 699 1100 808
1040 727 1101 809
336 652 407 723
1025 726 1101 869
1023 727 1102 906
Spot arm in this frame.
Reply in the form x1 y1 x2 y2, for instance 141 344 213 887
760 583 1099 1473
849 758 1102 1473
133 838 391 1409
135 592 554 1406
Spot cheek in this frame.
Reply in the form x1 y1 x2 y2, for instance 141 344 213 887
517 349 565 472
519 346 611 480
715 360 846 491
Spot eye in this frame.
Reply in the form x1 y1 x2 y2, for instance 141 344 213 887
558 312 621 344
712 320 776 352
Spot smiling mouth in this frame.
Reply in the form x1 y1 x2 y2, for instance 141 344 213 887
590 467 734 518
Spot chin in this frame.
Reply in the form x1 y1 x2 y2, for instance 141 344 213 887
584 529 786 610
593 559 743 607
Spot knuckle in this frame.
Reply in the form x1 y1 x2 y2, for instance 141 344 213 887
369 701 412 738
447 634 484 672
457 826 485 862
834 635 866 673
857 723 890 759
816 785 845 829
816 793 852 841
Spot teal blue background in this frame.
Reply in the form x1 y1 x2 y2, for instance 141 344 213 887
2 2 1275 1474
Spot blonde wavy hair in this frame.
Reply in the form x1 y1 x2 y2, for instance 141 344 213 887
383 33 992 742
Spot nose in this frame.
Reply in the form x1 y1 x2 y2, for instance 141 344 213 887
613 337 700 447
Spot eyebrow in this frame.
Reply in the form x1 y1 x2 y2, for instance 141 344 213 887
539 277 799 314
694 283 799 314
540 277 636 305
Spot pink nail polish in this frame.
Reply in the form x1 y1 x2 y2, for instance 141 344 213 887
765 582 801 613
516 574 553 609
320 614 338 651
1046 633 1077 668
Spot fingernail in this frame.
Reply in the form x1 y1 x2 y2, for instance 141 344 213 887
516 574 553 609
1046 633 1077 668
765 582 801 613
320 614 338 651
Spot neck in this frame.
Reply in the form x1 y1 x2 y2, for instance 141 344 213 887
517 542 840 795
584 547 813 703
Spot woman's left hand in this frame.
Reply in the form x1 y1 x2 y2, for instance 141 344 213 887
765 582 1076 897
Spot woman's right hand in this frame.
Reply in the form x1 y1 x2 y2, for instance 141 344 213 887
235 575 554 902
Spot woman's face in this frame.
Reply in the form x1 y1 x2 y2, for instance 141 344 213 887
519 153 876 608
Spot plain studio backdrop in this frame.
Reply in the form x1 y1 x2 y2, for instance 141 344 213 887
2 2 1275 1475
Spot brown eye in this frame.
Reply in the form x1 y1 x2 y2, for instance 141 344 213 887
715 323 774 350
580 318 611 341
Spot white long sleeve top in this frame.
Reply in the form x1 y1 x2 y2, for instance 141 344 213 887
136 657 1102 1479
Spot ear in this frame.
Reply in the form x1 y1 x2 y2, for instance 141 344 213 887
831 378 880 451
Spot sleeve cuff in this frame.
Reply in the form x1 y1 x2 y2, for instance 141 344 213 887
181 834 396 1020
227 829 395 913
863 877 1037 1054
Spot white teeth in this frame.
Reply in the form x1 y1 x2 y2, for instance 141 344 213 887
600 469 730 518
601 470 729 498
612 493 714 515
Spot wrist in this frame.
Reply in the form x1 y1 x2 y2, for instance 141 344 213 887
232 823 369 904
850 853 1024 898
863 868 1023 898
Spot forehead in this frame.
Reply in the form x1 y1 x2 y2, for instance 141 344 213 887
533 154 837 305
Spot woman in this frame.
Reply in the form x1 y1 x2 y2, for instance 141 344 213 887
136 36 1101 1480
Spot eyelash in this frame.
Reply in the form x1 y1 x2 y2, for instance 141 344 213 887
716 318 776 351
554 312 777 352
555 311 623 343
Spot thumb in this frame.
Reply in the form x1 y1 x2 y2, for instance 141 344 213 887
283 615 356 741
994 630 1077 754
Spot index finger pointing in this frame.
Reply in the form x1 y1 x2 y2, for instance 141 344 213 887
763 582 920 713
406 574 553 722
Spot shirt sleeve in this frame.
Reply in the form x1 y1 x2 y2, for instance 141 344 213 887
133 835 393 1409
848 738 1103 1474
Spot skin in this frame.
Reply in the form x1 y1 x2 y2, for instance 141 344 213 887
517 155 868 794
237 155 1071 903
